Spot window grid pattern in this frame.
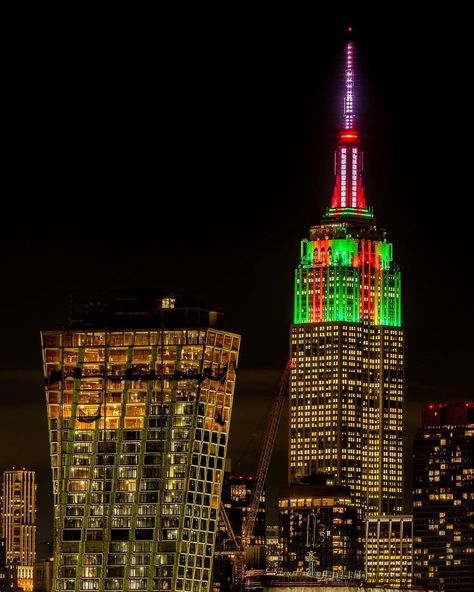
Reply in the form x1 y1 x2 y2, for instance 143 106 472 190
289 323 403 517
365 516 413 587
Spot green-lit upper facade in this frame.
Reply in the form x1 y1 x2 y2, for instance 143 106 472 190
294 221 401 327
294 41 401 328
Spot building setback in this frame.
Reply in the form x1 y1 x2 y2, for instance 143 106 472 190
413 402 474 592
41 292 240 592
365 515 412 588
1 469 36 592
289 41 403 518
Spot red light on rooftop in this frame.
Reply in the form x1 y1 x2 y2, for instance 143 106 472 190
429 404 433 409
347 26 352 33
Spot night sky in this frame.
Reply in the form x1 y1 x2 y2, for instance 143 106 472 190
2 11 473 541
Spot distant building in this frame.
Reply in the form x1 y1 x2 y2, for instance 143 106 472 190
1 469 36 592
266 525 282 572
33 542 53 592
365 515 412 588
41 292 241 592
262 581 411 591
279 475 362 574
0 537 18 591
210 555 232 592
213 471 266 588
221 474 265 547
413 402 474 592
33 559 53 592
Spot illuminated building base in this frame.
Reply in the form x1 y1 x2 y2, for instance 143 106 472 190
290 322 403 516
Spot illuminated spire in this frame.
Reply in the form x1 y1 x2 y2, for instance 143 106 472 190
326 39 371 219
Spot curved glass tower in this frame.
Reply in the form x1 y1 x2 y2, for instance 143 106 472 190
41 294 240 592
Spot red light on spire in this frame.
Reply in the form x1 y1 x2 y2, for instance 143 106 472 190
347 26 353 33
340 131 359 142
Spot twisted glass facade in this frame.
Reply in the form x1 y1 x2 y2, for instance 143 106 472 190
42 315 240 592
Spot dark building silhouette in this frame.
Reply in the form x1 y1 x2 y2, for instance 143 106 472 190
221 474 265 547
33 559 53 592
34 542 53 592
35 541 53 563
279 475 362 574
213 471 266 589
413 402 474 592
0 538 18 591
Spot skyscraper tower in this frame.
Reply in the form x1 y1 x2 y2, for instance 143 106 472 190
41 292 240 592
1 468 36 592
413 403 474 592
290 41 404 516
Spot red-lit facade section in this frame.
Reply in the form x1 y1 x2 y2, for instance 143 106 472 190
422 402 474 427
330 133 367 211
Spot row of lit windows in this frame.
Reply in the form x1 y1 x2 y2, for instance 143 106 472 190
43 330 239 349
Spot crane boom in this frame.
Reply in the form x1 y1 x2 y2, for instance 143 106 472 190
241 359 293 547
219 500 240 550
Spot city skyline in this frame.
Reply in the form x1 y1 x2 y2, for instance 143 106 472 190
1 13 473 544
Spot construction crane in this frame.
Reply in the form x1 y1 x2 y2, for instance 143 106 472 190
218 359 294 588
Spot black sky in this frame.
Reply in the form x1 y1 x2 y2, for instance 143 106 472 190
1 10 473 539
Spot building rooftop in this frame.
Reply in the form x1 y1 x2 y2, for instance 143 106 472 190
421 402 474 427
66 290 224 330
280 483 352 500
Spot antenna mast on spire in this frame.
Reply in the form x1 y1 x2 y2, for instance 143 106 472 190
344 42 355 130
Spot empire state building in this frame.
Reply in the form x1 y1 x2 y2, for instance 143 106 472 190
289 41 403 516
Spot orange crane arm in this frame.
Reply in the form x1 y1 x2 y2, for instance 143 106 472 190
241 359 293 547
